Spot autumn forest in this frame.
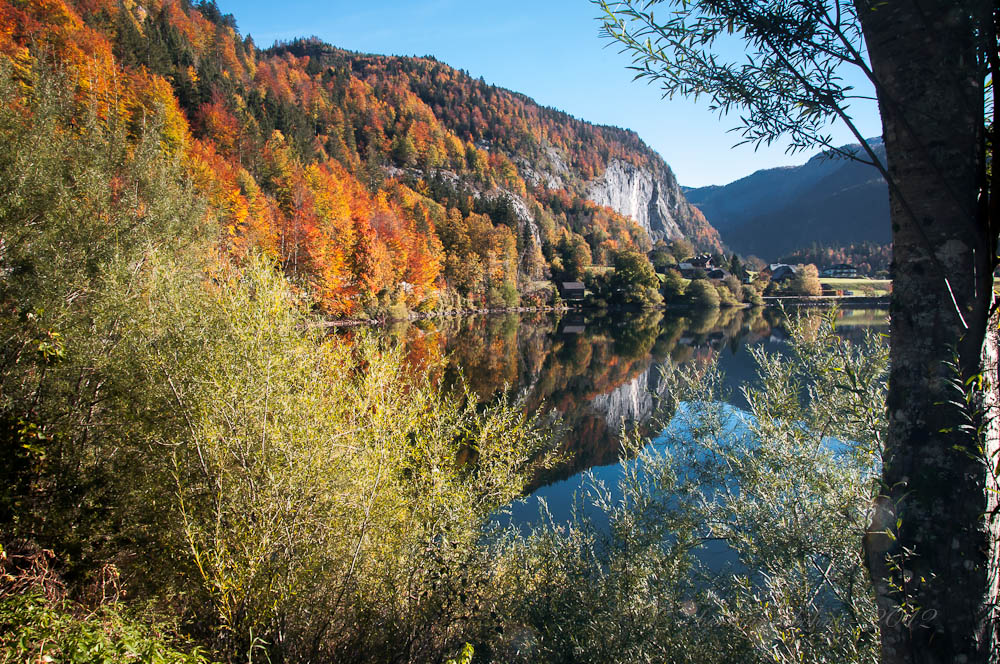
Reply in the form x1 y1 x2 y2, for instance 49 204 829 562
1 0 725 320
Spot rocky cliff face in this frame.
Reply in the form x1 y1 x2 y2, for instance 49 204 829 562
588 159 720 249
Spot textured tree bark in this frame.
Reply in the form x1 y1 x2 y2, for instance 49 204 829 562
855 0 998 662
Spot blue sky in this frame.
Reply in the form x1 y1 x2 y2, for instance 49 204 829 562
214 0 883 188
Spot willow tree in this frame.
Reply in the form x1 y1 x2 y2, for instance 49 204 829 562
596 1 999 662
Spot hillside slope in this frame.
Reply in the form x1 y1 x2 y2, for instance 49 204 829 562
685 140 889 259
273 40 721 250
0 0 721 318
0 0 719 317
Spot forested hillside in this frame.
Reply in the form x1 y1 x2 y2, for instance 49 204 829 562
778 244 892 276
0 0 717 319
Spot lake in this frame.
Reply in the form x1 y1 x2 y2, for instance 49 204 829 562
376 305 889 527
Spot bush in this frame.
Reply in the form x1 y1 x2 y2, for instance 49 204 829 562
386 299 410 321
1 591 213 664
0 544 212 664
414 293 439 313
660 269 687 302
156 261 553 661
685 279 720 308
589 250 663 309
487 286 506 308
500 280 521 307
787 264 822 296
722 274 745 301
715 281 740 307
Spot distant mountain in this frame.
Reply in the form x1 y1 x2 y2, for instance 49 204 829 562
684 140 889 259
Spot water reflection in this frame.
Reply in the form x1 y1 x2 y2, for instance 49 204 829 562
381 306 888 499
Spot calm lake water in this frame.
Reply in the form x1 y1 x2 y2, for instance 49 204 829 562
377 305 888 527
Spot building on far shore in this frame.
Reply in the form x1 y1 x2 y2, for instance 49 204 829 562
674 254 715 279
762 263 798 282
821 263 858 278
559 281 585 301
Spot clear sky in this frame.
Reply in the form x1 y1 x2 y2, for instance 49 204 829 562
214 0 883 188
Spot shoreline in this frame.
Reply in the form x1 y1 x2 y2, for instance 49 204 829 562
314 294 889 328
761 295 890 306
312 304 577 328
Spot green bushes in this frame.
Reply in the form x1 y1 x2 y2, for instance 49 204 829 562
1 591 212 664
487 280 520 308
685 279 721 308
586 250 663 309
715 280 740 307
1 544 212 664
0 66 552 664
660 268 687 302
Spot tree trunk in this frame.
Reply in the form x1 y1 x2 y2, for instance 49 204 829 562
855 0 998 662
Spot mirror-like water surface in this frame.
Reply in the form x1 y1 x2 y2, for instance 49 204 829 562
375 305 888 525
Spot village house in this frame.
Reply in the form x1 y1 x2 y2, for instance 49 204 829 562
762 263 798 282
674 254 715 279
821 263 858 278
559 281 586 301
689 254 713 268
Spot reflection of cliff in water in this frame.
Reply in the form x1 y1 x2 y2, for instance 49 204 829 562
387 306 887 490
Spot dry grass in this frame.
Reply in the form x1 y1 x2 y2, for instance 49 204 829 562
819 278 891 296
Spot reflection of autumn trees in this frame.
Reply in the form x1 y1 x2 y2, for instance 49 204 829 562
375 305 881 490
387 307 781 487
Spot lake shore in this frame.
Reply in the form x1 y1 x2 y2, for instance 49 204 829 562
314 294 890 328
312 304 577 328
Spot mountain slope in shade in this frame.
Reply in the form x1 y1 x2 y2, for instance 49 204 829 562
684 140 889 259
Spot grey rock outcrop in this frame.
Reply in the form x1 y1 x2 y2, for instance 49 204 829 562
516 144 569 190
587 159 690 243
483 189 541 248
396 165 544 259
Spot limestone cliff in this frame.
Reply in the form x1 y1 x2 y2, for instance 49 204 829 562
588 159 721 251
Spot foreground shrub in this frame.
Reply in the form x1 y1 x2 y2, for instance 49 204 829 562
154 259 552 661
0 544 212 664
0 65 552 664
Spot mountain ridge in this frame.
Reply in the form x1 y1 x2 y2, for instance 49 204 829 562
684 139 889 259
274 39 719 248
